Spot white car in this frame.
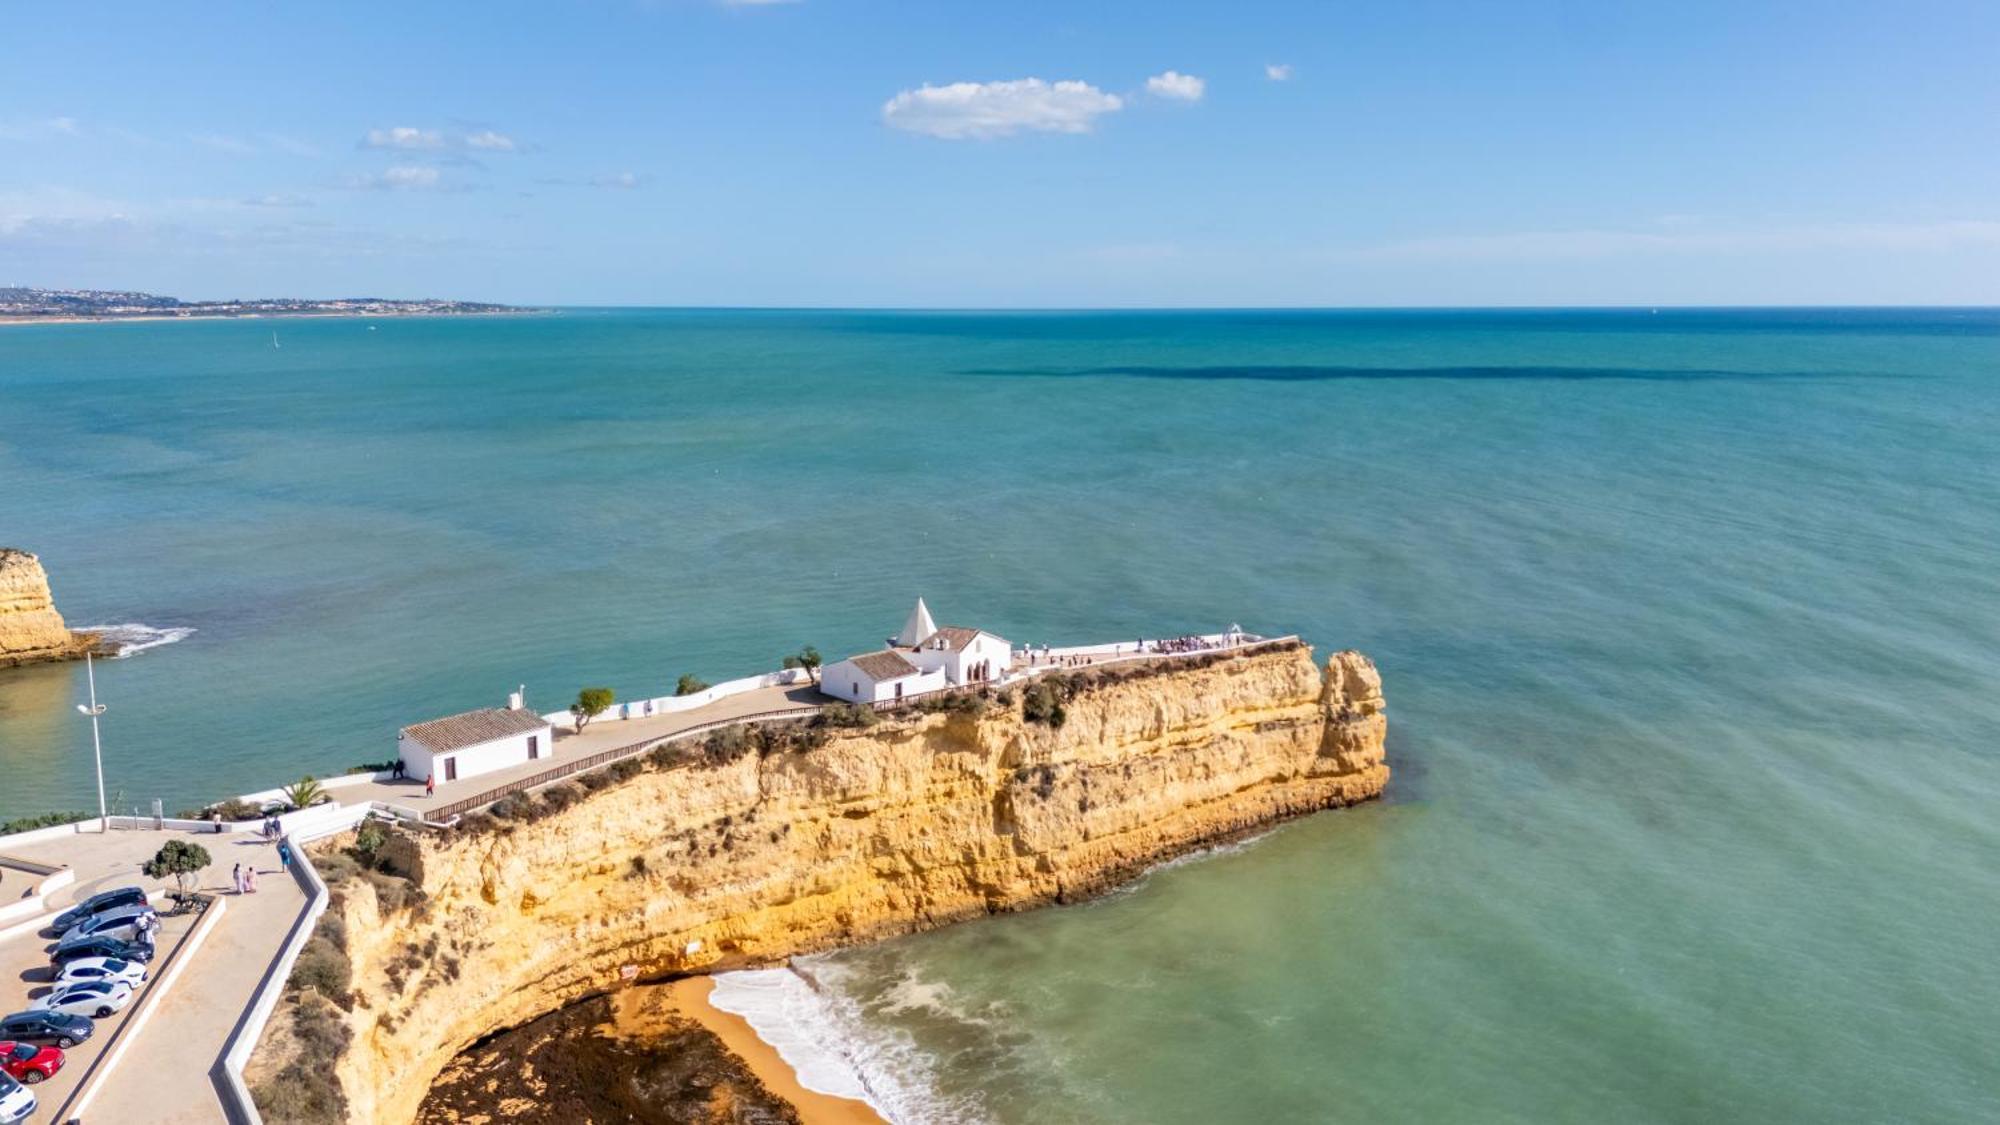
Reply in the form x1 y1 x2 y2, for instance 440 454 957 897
63 904 158 944
54 956 148 990
0 1072 33 1124
31 980 134 1020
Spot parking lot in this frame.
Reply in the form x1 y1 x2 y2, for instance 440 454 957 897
0 896 199 1119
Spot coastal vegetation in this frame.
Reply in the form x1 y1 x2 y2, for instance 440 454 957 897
781 644 823 683
177 797 265 821
674 673 709 696
143 838 212 894
0 809 92 834
282 775 329 810
569 686 615 732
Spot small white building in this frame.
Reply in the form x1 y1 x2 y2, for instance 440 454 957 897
398 694 554 784
820 599 1012 704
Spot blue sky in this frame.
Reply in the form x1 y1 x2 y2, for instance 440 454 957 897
3 1 1997 306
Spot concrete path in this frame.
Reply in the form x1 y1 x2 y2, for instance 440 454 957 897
339 681 827 812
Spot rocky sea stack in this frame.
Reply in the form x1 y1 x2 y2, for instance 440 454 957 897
0 548 100 668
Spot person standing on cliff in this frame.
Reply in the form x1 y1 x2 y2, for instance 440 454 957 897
231 862 241 894
425 772 435 799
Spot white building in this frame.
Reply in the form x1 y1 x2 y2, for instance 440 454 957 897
398 693 554 784
820 599 1012 704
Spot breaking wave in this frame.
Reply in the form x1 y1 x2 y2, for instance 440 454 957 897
81 623 195 657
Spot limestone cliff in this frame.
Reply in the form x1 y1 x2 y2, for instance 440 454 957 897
0 549 97 668
317 641 1388 1124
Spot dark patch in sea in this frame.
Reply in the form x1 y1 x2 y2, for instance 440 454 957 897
956 364 1871 383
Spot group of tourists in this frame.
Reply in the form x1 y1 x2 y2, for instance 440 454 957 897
1146 635 1223 655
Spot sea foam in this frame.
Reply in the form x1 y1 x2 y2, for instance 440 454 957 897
81 623 195 657
709 962 987 1125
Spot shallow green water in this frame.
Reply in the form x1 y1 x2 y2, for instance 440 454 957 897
2 309 1996 1121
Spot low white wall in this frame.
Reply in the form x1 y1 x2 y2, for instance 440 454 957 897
541 666 810 731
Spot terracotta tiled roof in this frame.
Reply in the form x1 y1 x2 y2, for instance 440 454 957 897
847 649 920 681
401 707 549 753
921 626 992 651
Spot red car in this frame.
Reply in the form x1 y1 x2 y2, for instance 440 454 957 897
0 1040 62 1084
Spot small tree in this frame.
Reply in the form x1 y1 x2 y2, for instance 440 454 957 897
571 686 615 732
144 838 213 895
282 776 326 811
675 674 709 697
782 645 823 684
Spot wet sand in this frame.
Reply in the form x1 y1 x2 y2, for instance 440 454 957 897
645 978 885 1125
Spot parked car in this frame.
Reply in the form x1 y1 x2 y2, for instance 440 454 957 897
62 903 158 944
0 1011 92 1049
53 956 147 989
50 935 154 968
0 1041 62 1084
32 980 134 1020
51 886 150 934
0 1072 34 1124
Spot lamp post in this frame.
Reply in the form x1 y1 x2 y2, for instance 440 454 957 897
75 651 109 833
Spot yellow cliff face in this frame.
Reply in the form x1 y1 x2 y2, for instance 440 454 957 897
327 642 1388 1124
0 549 95 668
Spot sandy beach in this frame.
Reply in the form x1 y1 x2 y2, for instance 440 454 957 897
626 978 886 1125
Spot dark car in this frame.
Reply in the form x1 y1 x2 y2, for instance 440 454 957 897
51 886 150 934
0 1012 92 1050
49 935 154 968
0 1041 62 1084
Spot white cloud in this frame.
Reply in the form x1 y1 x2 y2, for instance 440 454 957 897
882 78 1123 140
48 116 80 135
364 126 447 151
1265 63 1293 82
465 130 517 152
348 164 444 191
1146 70 1205 102
590 171 645 190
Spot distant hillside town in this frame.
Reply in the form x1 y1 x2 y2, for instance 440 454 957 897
0 286 517 321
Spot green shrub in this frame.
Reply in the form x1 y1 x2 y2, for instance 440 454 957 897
609 757 643 783
489 792 537 821
576 768 616 792
703 724 753 765
1021 680 1067 728
0 810 92 834
344 759 398 776
289 936 351 1003
675 673 710 697
816 702 878 729
539 782 582 814
351 820 388 866
252 992 351 1124
315 852 361 885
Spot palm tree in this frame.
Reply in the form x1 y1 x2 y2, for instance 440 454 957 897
282 775 326 811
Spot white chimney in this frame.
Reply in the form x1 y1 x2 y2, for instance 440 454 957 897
507 686 525 711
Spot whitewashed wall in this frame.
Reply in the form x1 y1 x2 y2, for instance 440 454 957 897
541 666 812 731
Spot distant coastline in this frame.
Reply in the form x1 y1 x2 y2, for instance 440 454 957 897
0 286 535 325
0 309 546 326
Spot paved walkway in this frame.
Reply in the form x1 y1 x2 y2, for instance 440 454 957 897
338 681 827 812
4 827 302 1123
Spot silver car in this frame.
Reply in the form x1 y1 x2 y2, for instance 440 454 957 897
31 981 134 1020
61 904 158 945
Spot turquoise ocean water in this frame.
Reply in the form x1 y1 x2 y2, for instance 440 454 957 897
2 309 1996 1121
